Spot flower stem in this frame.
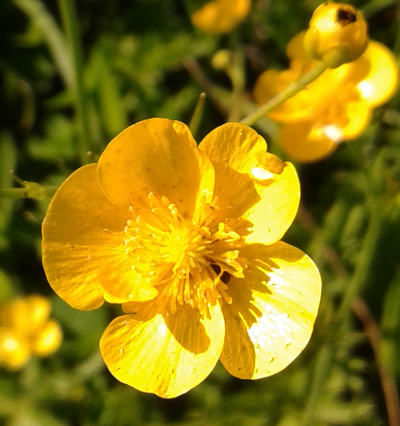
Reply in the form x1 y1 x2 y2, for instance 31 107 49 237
14 0 74 89
302 343 333 426
335 204 382 327
189 92 206 139
183 57 231 116
240 61 327 126
352 297 400 426
227 49 246 122
57 0 90 164
0 185 58 199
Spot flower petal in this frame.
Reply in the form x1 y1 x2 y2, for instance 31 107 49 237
42 165 108 309
42 164 157 310
355 41 399 107
286 31 308 61
220 242 321 379
200 123 300 243
199 123 265 219
245 160 300 245
100 302 225 398
206 162 261 221
341 100 372 139
199 122 267 175
279 121 337 163
97 118 214 220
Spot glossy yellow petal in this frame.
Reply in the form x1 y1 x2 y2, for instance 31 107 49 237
191 0 250 34
245 160 300 245
199 123 266 218
209 162 260 221
106 243 164 304
199 122 267 174
341 99 372 139
199 123 300 243
279 121 337 163
42 164 128 310
98 118 214 220
286 31 307 60
100 302 224 398
355 41 399 107
32 320 62 357
220 242 321 379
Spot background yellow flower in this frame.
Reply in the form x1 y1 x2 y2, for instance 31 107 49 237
0 295 62 370
254 35 399 162
191 0 251 34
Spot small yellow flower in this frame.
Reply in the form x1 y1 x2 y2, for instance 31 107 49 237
42 119 321 398
254 34 399 162
0 295 62 370
191 0 251 34
303 2 368 67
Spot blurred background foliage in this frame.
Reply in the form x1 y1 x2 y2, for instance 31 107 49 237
0 0 399 425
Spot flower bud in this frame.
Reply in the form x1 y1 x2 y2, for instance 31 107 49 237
303 2 368 68
211 50 232 71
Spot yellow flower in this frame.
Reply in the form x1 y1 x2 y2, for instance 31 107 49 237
191 0 251 34
303 2 368 67
0 294 62 370
42 119 321 398
254 34 399 162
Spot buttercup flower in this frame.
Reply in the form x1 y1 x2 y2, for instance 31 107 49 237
42 119 321 398
303 2 368 67
254 34 399 162
191 0 251 34
0 294 62 370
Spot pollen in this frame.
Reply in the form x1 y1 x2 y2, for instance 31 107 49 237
123 192 248 316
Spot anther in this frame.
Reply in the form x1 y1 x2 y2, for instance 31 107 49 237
210 263 231 284
220 271 231 284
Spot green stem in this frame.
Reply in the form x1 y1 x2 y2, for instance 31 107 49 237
189 92 206 138
14 0 74 89
184 57 231 116
0 185 58 199
302 343 334 426
58 0 90 164
335 204 382 326
227 50 246 122
73 351 105 381
240 62 327 126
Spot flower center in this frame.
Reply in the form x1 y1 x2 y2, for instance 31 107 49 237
124 192 248 315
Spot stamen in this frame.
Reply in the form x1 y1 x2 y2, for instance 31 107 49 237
123 193 246 316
